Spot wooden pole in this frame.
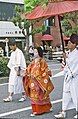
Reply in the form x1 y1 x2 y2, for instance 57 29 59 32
58 15 65 53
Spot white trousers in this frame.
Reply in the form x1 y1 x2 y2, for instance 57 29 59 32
8 68 25 94
62 77 78 111
8 77 25 94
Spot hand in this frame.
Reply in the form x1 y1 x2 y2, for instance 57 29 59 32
63 52 68 59
17 71 20 76
48 70 52 77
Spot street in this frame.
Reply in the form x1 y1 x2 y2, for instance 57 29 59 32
0 60 76 119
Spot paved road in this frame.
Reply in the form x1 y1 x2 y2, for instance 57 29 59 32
0 60 76 119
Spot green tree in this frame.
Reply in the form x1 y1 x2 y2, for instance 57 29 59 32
24 0 48 12
62 11 78 36
11 1 47 65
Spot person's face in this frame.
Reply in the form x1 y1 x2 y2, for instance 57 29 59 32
9 45 16 51
34 49 39 58
67 41 76 51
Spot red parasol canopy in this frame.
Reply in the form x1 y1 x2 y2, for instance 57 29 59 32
42 0 78 17
26 5 44 20
25 0 78 53
25 0 78 20
41 34 53 41
41 0 78 53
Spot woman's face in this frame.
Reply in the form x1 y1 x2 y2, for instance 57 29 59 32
34 49 39 58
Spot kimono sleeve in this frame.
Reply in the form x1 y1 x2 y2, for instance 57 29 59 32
15 50 22 67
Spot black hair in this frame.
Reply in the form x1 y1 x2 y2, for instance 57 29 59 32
9 38 16 46
36 47 43 58
69 34 78 45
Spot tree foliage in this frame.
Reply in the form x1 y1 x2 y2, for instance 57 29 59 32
11 5 24 27
11 0 78 40
11 1 48 64
12 0 48 36
0 57 9 77
24 0 78 37
24 0 48 12
62 11 78 36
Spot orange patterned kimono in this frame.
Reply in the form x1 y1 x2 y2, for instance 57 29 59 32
23 58 54 114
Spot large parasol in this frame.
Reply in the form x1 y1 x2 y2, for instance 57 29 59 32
41 0 78 52
25 0 78 52
42 0 78 17
26 5 44 20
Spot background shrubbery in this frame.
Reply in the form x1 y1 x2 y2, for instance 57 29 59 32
0 57 9 77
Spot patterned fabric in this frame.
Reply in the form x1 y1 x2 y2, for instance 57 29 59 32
23 58 54 104
32 103 52 114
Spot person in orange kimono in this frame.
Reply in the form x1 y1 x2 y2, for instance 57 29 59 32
23 47 54 116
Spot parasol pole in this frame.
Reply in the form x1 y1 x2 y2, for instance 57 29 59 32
58 15 66 64
58 15 65 53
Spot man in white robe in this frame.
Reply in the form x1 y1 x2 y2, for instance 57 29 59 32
3 38 26 102
54 34 78 119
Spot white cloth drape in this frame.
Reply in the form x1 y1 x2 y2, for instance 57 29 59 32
62 48 78 111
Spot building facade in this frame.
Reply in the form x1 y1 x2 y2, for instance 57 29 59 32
0 0 25 57
0 0 24 20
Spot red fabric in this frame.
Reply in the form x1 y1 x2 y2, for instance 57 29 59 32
25 1 78 20
32 103 52 114
42 1 78 17
26 5 44 20
41 34 53 41
23 58 54 102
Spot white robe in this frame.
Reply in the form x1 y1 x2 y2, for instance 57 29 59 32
62 48 78 111
7 48 26 94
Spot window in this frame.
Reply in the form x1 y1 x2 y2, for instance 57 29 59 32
15 31 17 34
19 31 21 34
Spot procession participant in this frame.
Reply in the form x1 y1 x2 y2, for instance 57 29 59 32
54 34 78 119
3 38 26 102
23 47 54 116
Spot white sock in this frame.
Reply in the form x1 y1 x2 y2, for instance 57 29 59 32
9 96 12 99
